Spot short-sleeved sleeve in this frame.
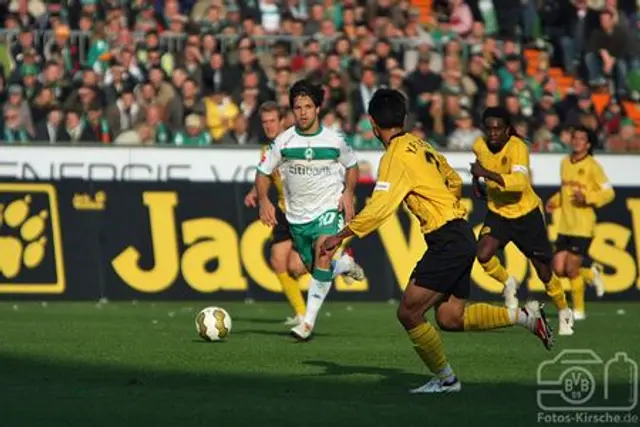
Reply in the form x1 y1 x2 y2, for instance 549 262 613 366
257 139 282 175
337 133 358 169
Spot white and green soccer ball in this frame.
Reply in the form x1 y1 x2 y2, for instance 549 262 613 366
195 307 232 341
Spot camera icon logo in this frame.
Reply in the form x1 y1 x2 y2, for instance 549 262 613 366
537 349 638 412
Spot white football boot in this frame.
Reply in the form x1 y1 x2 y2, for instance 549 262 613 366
590 263 605 298
503 276 520 310
410 376 462 394
558 307 575 336
573 310 586 321
340 253 366 283
291 321 313 341
521 301 555 350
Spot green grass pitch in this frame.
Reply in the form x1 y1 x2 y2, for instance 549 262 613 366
1 301 638 427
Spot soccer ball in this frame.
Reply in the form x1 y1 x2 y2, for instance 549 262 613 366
195 307 232 341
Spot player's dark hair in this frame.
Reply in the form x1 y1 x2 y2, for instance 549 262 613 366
572 125 596 155
482 106 512 128
367 88 407 129
259 100 281 118
289 79 324 108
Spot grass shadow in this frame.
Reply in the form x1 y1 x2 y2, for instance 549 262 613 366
1 354 636 427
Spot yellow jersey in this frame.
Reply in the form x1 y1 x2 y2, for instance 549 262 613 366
349 133 466 238
472 135 541 219
260 144 286 212
548 155 614 238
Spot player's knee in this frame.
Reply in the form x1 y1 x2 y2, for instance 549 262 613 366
476 244 493 265
397 304 421 330
565 263 580 279
287 258 306 278
270 251 288 274
552 258 566 278
535 262 552 283
436 316 463 332
435 307 464 331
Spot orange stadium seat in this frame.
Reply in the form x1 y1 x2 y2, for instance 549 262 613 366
591 92 611 116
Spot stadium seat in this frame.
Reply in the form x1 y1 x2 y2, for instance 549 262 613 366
412 0 433 24
591 93 611 116
548 68 564 78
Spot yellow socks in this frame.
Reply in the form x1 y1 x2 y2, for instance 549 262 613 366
407 323 449 374
580 267 594 284
463 303 514 330
545 274 569 311
277 272 306 316
571 276 586 315
481 256 509 284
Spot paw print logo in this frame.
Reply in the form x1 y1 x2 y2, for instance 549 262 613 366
0 195 49 279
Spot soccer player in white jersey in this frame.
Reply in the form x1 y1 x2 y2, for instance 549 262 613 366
255 80 365 341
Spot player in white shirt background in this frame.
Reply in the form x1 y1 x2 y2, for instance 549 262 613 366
255 80 365 341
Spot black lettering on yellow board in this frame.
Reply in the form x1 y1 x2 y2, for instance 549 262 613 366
0 183 65 294
110 192 640 295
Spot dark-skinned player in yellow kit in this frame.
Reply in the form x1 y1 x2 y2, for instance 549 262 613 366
321 89 553 394
469 106 573 336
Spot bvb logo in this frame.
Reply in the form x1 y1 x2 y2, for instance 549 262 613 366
0 184 65 293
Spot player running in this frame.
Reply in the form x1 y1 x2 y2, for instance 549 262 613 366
321 89 553 394
245 101 308 326
470 107 573 336
545 126 613 321
255 80 365 340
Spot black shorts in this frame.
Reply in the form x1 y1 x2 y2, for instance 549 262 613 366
410 219 477 300
480 207 553 263
272 206 292 244
555 234 592 257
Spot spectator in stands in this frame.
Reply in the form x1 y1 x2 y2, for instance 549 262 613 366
35 105 68 144
180 78 206 121
174 114 212 146
5 84 34 137
86 101 111 144
221 114 258 145
204 87 239 142
2 105 31 143
350 67 379 128
106 84 141 136
30 87 55 125
585 10 633 97
64 109 94 143
447 108 482 150
607 118 640 152
145 104 172 144
114 122 154 145
449 0 474 39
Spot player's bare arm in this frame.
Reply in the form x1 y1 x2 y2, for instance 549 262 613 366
255 172 277 227
339 167 359 223
244 186 258 207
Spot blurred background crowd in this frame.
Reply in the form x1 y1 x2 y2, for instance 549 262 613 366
0 0 638 152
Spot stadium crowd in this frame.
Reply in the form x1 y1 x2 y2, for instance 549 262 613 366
0 0 638 152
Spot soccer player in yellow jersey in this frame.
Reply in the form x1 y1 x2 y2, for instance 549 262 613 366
545 126 614 320
245 101 308 326
322 89 553 394
470 107 574 336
